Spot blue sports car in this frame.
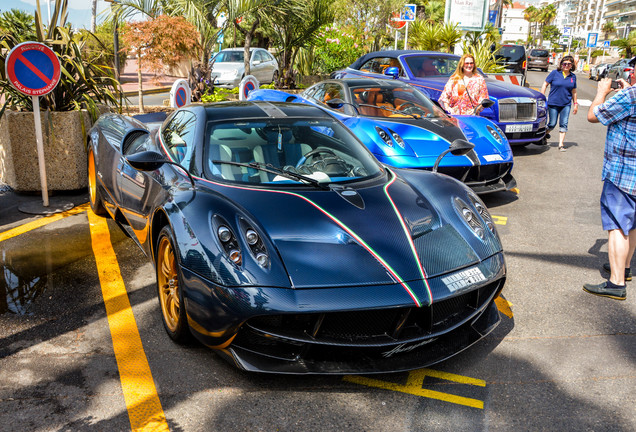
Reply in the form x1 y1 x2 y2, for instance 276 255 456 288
87 101 506 374
248 78 516 194
332 50 548 146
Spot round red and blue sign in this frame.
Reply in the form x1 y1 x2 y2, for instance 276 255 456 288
5 42 61 97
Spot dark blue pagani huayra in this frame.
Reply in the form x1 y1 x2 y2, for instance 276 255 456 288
87 101 506 374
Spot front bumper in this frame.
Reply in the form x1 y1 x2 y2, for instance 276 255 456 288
181 253 506 374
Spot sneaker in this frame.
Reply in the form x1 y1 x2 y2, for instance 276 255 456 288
602 263 632 281
583 281 626 300
546 133 551 139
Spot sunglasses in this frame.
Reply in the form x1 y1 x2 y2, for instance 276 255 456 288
464 62 475 65
562 62 572 66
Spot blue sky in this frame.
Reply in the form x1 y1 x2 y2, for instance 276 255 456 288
1 0 111 29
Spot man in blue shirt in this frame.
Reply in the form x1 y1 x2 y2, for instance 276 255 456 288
585 62 636 300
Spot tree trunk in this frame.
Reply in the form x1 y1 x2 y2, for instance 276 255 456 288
137 53 144 114
91 0 97 32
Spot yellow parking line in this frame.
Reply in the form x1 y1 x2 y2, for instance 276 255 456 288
495 296 514 318
0 203 90 243
491 215 508 225
88 210 169 431
344 368 485 409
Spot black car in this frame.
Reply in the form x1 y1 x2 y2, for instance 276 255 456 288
494 45 527 76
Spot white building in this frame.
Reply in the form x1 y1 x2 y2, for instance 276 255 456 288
500 2 531 43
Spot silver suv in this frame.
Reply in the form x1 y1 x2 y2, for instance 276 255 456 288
528 49 549 72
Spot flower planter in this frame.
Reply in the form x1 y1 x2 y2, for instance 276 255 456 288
0 110 92 192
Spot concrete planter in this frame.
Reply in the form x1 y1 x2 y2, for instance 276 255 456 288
0 110 92 192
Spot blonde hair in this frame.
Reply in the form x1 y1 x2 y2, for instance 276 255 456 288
451 54 477 80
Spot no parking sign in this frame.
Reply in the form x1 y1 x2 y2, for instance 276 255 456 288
239 75 259 101
6 42 61 96
170 79 191 108
5 42 62 209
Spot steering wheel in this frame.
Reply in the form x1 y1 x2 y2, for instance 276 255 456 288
396 101 416 110
296 148 338 167
297 147 351 176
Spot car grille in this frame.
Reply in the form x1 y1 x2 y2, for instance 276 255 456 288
241 278 503 347
436 163 512 184
498 100 537 122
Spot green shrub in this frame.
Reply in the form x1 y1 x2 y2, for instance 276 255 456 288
313 26 366 74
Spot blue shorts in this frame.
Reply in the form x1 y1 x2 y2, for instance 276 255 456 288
601 180 636 235
547 105 571 133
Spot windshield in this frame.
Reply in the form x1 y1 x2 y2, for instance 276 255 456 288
530 49 549 57
404 55 458 77
213 51 245 63
350 85 446 119
496 46 526 62
205 118 382 185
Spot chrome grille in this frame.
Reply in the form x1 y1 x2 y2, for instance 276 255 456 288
498 99 537 122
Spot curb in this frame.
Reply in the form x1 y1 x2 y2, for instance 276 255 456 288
122 87 172 97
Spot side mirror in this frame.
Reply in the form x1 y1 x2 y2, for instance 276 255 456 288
384 66 400 79
125 151 169 171
433 139 475 172
480 99 495 109
252 60 261 65
326 98 345 109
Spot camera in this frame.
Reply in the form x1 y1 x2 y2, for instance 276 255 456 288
611 80 621 89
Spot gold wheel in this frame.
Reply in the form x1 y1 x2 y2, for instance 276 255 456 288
88 148 106 215
157 235 181 333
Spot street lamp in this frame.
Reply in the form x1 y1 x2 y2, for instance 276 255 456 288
104 0 121 83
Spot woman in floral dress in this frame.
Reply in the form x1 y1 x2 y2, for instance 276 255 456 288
439 54 489 115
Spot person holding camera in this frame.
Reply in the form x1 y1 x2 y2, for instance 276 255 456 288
584 66 636 301
540 55 579 151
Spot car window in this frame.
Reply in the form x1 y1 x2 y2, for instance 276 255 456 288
359 57 403 76
530 49 548 57
262 51 274 62
161 111 197 164
404 56 457 77
216 50 244 63
496 46 526 62
205 118 382 185
350 85 445 118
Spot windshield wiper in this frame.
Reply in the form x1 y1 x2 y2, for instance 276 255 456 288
356 103 421 119
211 160 329 189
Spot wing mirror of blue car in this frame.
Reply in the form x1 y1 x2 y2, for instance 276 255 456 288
384 66 400 79
126 150 196 191
325 98 360 115
432 139 475 173
481 99 495 109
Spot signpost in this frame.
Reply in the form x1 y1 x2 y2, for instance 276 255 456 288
390 12 406 49
400 4 416 50
5 42 61 209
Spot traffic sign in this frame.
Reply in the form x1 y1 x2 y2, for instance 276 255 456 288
390 12 406 30
400 4 416 22
563 27 571 36
239 75 259 101
5 42 61 96
170 79 191 108
603 40 611 48
587 32 598 48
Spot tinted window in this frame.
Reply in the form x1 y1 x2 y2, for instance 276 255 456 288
205 118 382 185
404 55 458 76
496 46 526 62
530 49 549 57
359 57 403 76
350 84 446 118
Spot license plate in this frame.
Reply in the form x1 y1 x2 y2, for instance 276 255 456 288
505 124 532 133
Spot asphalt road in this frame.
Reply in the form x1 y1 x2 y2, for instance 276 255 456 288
0 69 634 431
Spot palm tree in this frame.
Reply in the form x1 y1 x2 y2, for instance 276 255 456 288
538 4 556 47
523 6 539 42
91 0 97 32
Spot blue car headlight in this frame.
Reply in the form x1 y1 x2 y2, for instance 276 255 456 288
388 128 406 149
538 99 546 109
486 125 503 144
375 126 393 147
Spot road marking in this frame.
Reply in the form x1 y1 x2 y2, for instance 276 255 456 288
344 368 486 409
491 215 508 225
510 187 519 194
577 99 592 107
88 210 169 431
495 295 514 318
0 203 89 243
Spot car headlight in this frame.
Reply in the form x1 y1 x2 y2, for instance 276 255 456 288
375 126 393 147
388 128 406 149
537 100 546 109
486 125 503 144
215 221 242 266
240 220 270 269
